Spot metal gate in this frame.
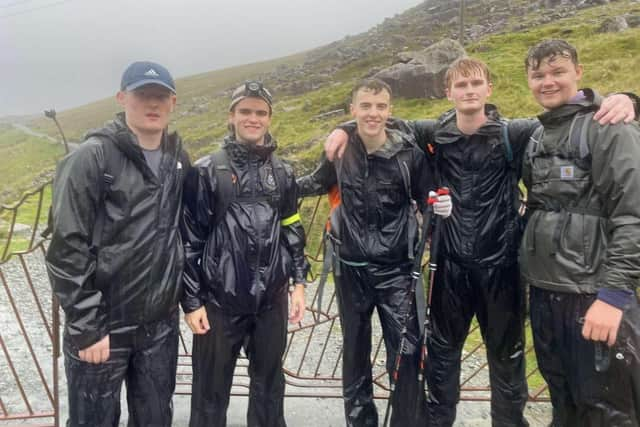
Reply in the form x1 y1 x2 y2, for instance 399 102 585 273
0 183 548 426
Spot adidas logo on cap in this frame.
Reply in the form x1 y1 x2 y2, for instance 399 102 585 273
144 68 160 77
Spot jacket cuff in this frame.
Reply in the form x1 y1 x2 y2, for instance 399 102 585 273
597 288 634 310
67 324 108 351
181 296 205 314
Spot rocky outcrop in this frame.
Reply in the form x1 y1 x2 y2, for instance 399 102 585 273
598 15 629 32
374 39 466 99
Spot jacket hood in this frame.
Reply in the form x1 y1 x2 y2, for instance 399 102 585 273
84 112 181 175
223 133 277 161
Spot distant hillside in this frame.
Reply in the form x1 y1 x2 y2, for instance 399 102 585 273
2 0 639 204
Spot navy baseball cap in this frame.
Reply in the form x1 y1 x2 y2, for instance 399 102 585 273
120 61 176 94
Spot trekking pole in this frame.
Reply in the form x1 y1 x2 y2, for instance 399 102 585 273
418 188 450 383
382 188 447 427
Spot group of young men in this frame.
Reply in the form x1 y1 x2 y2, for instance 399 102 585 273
45 38 640 427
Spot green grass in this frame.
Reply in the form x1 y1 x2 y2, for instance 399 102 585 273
0 183 51 259
0 126 63 204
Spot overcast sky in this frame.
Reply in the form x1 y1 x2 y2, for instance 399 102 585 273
0 0 423 117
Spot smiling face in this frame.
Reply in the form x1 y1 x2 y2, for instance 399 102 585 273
446 70 492 115
116 84 176 137
228 97 272 145
350 87 392 142
527 54 583 110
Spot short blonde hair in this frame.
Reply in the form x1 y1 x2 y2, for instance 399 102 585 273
444 58 492 89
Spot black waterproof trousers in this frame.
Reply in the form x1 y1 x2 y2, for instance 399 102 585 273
335 261 427 427
530 286 640 427
64 312 179 427
189 299 288 427
426 259 528 427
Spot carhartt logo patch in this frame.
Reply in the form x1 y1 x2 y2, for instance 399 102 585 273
560 166 574 179
144 68 160 77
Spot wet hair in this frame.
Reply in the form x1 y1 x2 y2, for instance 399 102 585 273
445 57 492 89
525 39 579 71
351 78 393 102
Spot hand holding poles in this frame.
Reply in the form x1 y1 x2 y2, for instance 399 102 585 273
382 187 449 427
418 188 450 382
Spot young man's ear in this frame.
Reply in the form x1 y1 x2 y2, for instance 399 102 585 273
445 88 452 101
349 103 355 117
116 91 126 107
575 64 584 82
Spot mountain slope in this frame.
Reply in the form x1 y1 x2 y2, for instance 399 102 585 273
2 0 639 204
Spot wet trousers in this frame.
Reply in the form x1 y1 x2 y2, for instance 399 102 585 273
426 259 528 427
63 312 179 427
335 261 428 427
530 286 640 427
189 299 288 427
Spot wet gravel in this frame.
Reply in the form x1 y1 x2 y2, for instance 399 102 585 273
0 254 551 426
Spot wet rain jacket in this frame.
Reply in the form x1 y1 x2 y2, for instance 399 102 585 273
521 89 640 427
338 107 538 266
181 135 306 315
297 129 431 426
46 113 189 350
521 90 640 294
336 108 538 427
297 129 430 264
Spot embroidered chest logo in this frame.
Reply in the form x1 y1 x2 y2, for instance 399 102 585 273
263 165 277 192
560 166 574 179
266 173 276 187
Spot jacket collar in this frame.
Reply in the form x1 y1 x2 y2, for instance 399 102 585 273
435 104 504 144
348 128 411 159
537 88 602 126
223 133 277 162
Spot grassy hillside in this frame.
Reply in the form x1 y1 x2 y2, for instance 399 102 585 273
2 0 639 203
0 124 63 202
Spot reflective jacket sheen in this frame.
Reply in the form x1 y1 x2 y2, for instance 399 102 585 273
297 129 430 265
46 114 189 349
181 135 306 315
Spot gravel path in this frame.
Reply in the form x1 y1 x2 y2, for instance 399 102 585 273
0 250 551 426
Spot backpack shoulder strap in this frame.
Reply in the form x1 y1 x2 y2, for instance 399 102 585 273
90 139 118 254
210 149 236 227
568 111 594 160
269 153 289 213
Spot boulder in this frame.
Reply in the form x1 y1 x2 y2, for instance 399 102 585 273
374 39 466 99
598 15 629 33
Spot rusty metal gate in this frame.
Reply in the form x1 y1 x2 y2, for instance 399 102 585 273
0 183 548 426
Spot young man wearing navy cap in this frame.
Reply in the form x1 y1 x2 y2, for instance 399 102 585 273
46 61 190 427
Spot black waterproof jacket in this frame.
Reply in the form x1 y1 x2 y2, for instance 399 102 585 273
181 135 306 315
339 107 539 267
297 129 430 265
46 113 189 350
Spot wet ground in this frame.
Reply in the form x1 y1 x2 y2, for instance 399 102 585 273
0 250 552 426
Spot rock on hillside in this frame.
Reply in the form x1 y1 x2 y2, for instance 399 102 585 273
225 0 631 102
375 39 466 99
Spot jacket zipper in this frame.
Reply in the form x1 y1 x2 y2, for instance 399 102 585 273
251 152 263 312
